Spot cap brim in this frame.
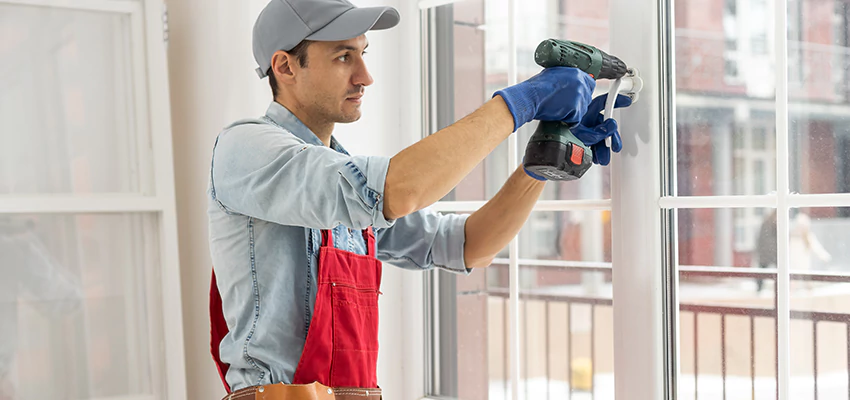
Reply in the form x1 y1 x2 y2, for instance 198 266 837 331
306 6 399 42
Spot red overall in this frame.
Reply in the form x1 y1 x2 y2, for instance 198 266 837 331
210 227 382 392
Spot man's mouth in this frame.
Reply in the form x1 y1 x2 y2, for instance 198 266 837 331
346 95 363 103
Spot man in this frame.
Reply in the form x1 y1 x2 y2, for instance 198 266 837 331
755 209 777 292
208 0 630 398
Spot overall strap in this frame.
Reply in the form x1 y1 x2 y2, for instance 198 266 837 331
363 227 376 257
321 227 375 256
320 229 334 248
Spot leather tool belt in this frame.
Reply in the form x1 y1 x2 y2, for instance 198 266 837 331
221 382 381 400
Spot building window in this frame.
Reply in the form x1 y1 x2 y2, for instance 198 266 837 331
833 0 850 101
731 122 776 251
788 0 804 84
749 0 768 55
723 0 740 81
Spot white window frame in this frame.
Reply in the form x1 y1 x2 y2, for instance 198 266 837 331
0 0 187 399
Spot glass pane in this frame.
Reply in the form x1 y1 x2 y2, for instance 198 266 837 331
789 208 850 399
433 0 511 202
517 209 612 399
790 114 850 195
678 208 775 270
678 204 779 398
454 266 504 400
0 4 150 195
678 310 777 399
675 0 777 197
788 0 850 195
518 298 613 399
518 211 611 263
434 211 508 399
788 207 848 274
0 213 163 398
514 0 613 201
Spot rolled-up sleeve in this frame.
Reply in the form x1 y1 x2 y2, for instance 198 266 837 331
211 124 395 230
375 208 470 274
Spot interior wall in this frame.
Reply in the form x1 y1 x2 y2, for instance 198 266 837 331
165 0 420 398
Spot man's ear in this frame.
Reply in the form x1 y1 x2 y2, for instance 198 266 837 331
271 50 297 84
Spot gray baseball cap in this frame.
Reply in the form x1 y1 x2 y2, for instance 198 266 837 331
253 0 400 78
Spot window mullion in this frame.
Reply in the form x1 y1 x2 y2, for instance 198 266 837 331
0 195 166 214
506 0 520 397
610 0 667 398
141 0 187 396
1 0 138 13
773 1 792 399
428 199 613 213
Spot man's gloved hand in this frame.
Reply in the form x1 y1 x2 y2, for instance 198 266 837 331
494 67 596 132
522 159 549 181
570 93 632 166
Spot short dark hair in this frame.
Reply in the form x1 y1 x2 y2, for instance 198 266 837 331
269 40 313 99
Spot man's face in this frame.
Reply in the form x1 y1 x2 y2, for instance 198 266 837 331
292 35 373 124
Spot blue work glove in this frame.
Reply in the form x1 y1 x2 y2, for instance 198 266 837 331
493 67 596 132
570 93 633 166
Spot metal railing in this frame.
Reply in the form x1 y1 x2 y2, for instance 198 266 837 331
487 288 611 400
475 263 850 400
680 266 850 400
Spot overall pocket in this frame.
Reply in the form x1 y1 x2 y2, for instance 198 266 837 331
329 282 380 388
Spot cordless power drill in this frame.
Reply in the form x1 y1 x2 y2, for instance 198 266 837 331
523 39 634 181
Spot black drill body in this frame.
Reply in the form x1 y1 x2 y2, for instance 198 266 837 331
523 39 629 181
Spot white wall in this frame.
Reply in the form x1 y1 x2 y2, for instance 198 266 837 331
165 0 422 398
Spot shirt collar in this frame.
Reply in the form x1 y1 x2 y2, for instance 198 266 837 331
265 101 349 155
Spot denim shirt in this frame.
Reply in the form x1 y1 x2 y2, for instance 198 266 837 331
208 102 470 390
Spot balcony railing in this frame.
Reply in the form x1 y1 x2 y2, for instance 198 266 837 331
474 262 850 400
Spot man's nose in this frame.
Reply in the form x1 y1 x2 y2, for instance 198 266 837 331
352 57 374 87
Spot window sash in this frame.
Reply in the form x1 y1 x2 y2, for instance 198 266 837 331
419 1 850 399
0 0 187 398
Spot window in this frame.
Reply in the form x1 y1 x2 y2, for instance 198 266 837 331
724 0 740 81
422 0 615 398
0 1 185 399
833 0 850 100
673 0 850 399
750 0 769 55
788 0 804 85
419 0 850 399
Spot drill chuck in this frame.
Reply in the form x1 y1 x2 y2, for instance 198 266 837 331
598 52 629 80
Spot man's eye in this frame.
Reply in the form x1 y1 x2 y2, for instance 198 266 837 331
338 55 348 62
